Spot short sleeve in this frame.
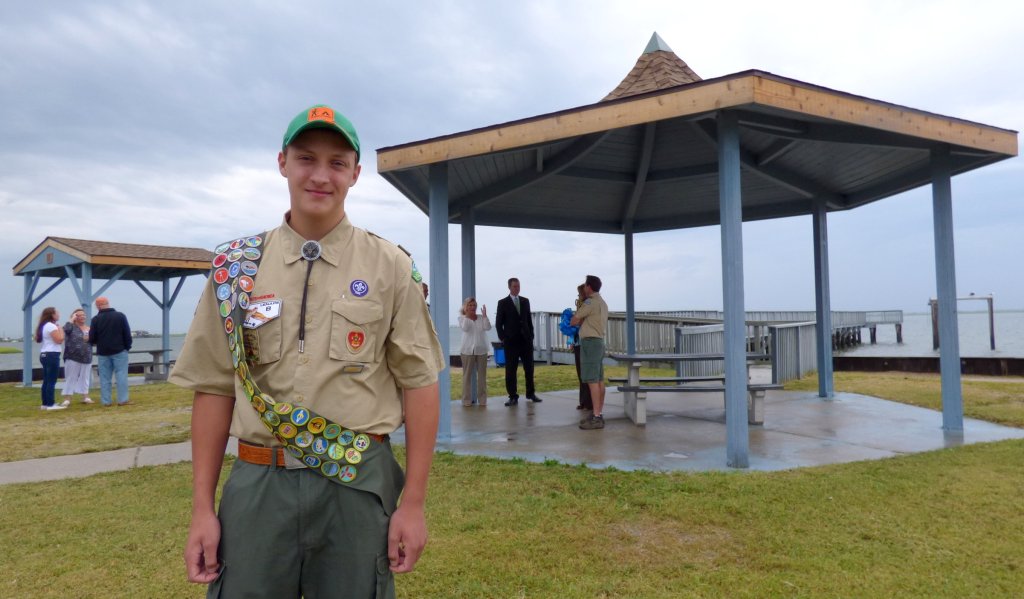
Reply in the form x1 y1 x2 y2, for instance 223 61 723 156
384 252 445 389
168 276 236 396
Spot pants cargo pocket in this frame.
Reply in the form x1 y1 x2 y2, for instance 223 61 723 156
376 554 395 599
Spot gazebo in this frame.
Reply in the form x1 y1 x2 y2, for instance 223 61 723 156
376 34 1018 467
13 237 213 386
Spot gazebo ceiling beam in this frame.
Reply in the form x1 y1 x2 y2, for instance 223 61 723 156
620 122 657 230
694 118 847 208
733 109 940 152
450 131 611 219
558 162 719 184
470 212 622 234
382 171 428 213
631 199 816 232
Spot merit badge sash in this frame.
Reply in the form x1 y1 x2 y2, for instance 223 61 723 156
211 233 404 513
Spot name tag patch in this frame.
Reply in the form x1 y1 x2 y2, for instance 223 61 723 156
244 299 282 329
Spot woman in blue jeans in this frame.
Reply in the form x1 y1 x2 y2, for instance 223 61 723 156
36 307 67 411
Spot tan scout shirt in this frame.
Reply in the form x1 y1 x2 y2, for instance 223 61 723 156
170 215 444 442
575 292 608 339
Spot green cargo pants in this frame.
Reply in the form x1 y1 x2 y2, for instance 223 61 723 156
207 459 396 598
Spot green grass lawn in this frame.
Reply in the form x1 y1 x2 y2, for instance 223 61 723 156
2 368 1023 597
0 347 21 354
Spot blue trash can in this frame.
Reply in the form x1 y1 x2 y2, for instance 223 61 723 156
491 341 505 367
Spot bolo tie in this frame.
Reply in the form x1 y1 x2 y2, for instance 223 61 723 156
298 239 322 353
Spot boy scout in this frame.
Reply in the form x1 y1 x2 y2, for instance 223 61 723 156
170 104 444 598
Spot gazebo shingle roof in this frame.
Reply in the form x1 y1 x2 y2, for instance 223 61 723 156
602 32 702 102
48 237 213 263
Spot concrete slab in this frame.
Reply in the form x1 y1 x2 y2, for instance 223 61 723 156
402 384 1024 473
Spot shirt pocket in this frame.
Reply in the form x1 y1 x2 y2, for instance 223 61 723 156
330 299 384 363
244 316 282 366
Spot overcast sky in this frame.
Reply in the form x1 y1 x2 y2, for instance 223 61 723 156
2 0 1021 337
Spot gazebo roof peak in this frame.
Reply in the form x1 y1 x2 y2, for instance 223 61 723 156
602 32 702 102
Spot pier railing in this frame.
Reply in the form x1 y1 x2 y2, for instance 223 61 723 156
529 309 901 383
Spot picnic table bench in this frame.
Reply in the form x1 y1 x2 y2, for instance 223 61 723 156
609 352 777 425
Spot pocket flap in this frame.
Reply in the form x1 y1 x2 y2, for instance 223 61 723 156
332 299 384 325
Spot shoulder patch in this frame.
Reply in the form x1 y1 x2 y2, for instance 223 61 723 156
583 298 592 305
411 260 423 283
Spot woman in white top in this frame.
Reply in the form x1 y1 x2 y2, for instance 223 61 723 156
458 297 491 406
35 306 67 411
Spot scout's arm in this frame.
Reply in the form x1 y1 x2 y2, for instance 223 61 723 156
185 391 235 584
388 381 439 573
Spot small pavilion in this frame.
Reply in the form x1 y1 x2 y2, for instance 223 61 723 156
376 34 1018 467
12 237 213 386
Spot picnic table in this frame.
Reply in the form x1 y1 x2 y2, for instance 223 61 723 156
608 352 779 426
128 349 173 382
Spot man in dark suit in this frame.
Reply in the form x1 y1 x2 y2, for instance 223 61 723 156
495 277 540 406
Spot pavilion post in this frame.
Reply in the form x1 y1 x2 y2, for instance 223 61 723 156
812 200 834 398
931 144 963 432
22 274 35 387
717 111 749 468
624 230 636 353
162 277 171 364
429 162 452 439
83 263 93 319
461 207 477 399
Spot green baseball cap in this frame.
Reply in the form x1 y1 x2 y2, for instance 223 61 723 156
282 104 360 162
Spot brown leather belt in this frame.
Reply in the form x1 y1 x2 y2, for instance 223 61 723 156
237 435 388 467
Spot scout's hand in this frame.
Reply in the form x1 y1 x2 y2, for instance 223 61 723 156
481 305 487 317
387 503 427 573
185 511 222 584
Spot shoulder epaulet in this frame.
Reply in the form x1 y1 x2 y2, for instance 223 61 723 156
366 230 412 257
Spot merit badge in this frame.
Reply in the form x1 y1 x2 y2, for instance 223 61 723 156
273 402 293 415
214 268 229 284
339 465 357 483
238 292 250 310
338 430 355 446
348 330 365 352
212 253 228 268
217 284 232 301
219 300 232 318
294 431 313 448
245 236 262 248
263 411 281 427
344 447 362 464
224 317 234 335
252 395 266 413
278 423 297 439
312 437 329 455
411 261 422 283
328 443 344 460
242 247 261 261
229 239 243 250
244 299 281 329
227 248 243 262
228 261 241 279
238 276 255 293
290 408 310 426
286 445 304 459
353 434 371 451
215 242 231 254
350 279 369 297
303 455 322 468
307 417 326 435
241 261 258 276
274 432 289 446
323 424 341 440
320 462 340 477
